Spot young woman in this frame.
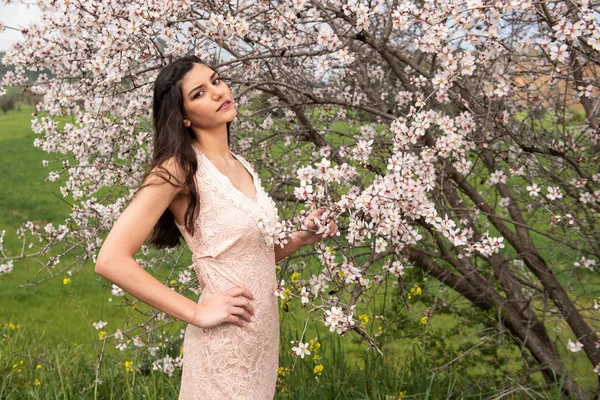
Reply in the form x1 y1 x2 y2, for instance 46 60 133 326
95 55 337 399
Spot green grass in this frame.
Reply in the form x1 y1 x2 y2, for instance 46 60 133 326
0 105 70 228
0 105 121 354
2 321 565 400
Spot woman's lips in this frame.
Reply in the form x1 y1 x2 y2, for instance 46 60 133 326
217 101 231 111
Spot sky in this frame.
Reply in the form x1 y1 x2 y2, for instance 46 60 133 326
0 2 42 52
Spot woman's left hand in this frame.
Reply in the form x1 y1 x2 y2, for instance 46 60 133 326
295 207 338 246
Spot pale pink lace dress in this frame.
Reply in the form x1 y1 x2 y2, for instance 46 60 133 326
175 149 280 400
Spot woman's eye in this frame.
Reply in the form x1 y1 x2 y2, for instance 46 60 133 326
192 78 220 99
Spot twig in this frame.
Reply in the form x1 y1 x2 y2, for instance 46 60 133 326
432 336 490 372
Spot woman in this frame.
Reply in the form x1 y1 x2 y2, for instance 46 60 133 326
95 55 337 399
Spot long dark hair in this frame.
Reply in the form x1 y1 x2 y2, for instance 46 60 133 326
145 55 231 249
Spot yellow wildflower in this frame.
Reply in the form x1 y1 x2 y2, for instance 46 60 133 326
358 314 369 327
179 348 184 355
312 354 321 363
170 279 177 285
275 265 281 270
282 288 292 301
98 331 106 340
35 379 41 386
63 278 71 285
407 285 422 300
36 364 42 369
277 367 290 377
313 364 323 376
124 361 133 373
12 364 17 369
308 339 321 354
290 272 300 282
420 316 428 325
9 322 16 330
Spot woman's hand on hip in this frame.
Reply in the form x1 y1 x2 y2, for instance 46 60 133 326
192 286 255 328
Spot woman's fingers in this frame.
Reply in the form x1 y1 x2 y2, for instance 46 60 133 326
312 207 326 216
227 314 246 327
226 286 254 300
196 286 257 329
228 306 253 323
304 208 325 228
231 296 255 316
222 287 256 324
304 207 339 237
328 220 337 236
320 219 337 238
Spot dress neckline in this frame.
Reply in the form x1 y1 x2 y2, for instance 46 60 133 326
194 147 259 202
175 147 280 250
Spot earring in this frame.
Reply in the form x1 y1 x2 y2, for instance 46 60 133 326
184 120 191 127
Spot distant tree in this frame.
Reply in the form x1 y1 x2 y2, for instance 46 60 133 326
0 92 16 113
0 52 10 76
0 50 52 84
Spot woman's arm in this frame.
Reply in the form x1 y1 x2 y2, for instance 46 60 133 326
274 233 310 263
95 160 199 324
96 159 255 329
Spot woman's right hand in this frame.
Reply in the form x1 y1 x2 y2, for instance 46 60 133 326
191 286 255 328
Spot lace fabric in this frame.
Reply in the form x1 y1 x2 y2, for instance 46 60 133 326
175 150 280 399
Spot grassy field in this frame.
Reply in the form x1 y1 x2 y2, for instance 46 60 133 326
0 104 590 399
0 105 132 353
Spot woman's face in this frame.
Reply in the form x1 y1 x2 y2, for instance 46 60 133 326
179 63 237 131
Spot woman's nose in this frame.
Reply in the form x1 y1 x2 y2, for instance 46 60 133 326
212 86 225 100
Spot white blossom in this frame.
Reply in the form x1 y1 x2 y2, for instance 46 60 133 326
567 339 584 352
92 320 107 330
291 341 311 358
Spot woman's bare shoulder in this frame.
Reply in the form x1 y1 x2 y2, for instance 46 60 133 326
144 157 189 190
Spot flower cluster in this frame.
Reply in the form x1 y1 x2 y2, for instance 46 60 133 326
323 305 355 334
152 354 183 377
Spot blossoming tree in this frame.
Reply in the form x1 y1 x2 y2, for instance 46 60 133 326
1 0 599 396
